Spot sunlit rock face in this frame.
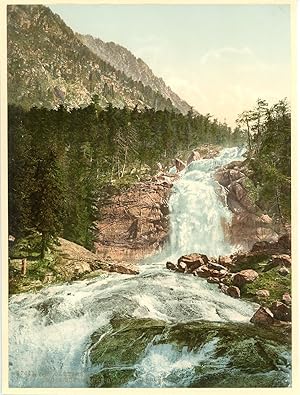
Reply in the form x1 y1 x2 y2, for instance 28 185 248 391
214 160 279 250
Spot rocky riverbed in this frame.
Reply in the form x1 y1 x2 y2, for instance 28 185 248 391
165 232 291 326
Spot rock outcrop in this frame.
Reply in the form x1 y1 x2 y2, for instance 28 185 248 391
232 269 259 287
214 161 279 250
96 176 173 261
250 307 274 325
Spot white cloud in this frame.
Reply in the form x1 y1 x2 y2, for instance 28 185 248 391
200 46 253 65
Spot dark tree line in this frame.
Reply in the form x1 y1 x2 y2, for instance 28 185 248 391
8 102 241 255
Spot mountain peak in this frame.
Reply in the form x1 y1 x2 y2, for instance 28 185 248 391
7 4 193 114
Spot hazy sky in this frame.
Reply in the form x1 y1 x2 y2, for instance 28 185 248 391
49 4 290 128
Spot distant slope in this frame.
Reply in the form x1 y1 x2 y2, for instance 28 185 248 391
7 5 192 113
77 33 192 114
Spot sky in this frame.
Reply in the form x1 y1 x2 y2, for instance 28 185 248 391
49 4 291 128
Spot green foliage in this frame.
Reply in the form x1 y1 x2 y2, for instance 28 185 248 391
237 98 291 223
8 103 242 253
242 266 291 305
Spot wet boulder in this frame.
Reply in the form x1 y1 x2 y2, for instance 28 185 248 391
187 150 201 165
108 263 139 275
178 253 209 273
219 283 229 295
250 306 274 326
193 265 211 278
174 158 186 172
233 269 259 287
207 277 220 284
214 168 243 188
226 286 241 299
208 262 227 272
166 262 177 271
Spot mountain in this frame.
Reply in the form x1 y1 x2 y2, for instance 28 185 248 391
77 34 192 114
7 5 192 113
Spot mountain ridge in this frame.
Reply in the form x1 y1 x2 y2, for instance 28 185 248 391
7 4 193 114
77 33 192 114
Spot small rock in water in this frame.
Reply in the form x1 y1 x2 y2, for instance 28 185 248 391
256 289 270 298
282 292 292 305
226 286 241 299
219 283 228 294
174 158 186 172
271 301 291 322
250 306 274 326
166 262 177 271
207 277 220 284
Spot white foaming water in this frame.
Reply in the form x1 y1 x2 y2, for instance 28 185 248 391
167 145 246 258
9 146 262 388
126 339 230 388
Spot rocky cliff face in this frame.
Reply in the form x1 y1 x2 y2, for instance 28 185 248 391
215 160 279 250
77 34 192 114
95 175 175 261
7 5 190 113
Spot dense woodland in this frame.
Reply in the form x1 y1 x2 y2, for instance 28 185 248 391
236 98 291 223
8 98 290 257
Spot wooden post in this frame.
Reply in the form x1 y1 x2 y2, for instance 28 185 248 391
21 258 27 276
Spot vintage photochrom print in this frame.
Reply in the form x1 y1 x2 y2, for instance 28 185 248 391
4 0 294 391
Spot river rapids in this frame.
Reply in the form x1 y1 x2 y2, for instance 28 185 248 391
9 147 291 388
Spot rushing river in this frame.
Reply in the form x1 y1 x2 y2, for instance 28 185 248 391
9 147 291 388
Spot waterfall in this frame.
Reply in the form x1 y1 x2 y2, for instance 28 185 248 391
167 146 246 258
8 146 290 388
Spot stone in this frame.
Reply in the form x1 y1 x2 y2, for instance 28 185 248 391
272 254 291 267
174 158 186 172
166 262 176 271
260 214 272 224
178 253 209 273
256 289 270 298
250 306 274 325
207 277 220 284
251 241 272 253
278 266 290 276
227 286 241 298
108 264 139 275
277 233 291 252
208 262 227 271
218 255 233 267
233 269 259 287
193 265 211 278
282 292 292 305
219 283 228 294
271 301 291 322
187 150 201 165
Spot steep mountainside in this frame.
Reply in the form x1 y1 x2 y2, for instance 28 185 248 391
7 5 190 112
77 34 191 114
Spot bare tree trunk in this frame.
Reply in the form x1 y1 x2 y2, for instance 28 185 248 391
246 117 252 151
21 258 27 276
275 187 284 224
121 147 128 178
